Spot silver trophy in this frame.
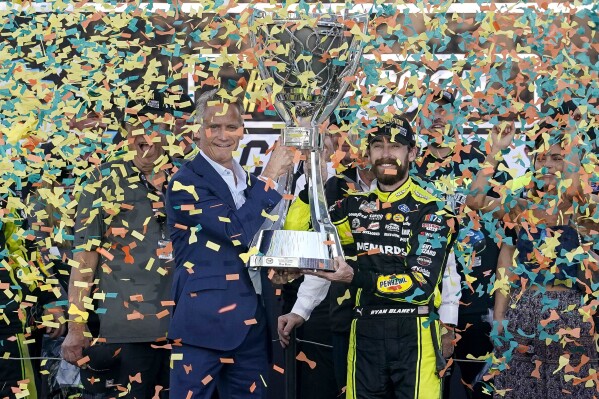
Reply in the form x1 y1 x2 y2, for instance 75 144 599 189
247 9 369 271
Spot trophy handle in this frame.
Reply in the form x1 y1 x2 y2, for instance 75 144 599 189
307 151 345 259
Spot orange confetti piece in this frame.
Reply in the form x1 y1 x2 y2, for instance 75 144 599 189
129 372 142 384
273 364 284 374
184 364 193 375
201 375 213 385
296 351 317 369
161 301 176 306
244 318 257 325
531 360 542 379
97 247 114 261
122 246 134 264
220 358 235 364
130 294 144 302
77 356 90 367
226 274 239 281
219 304 237 313
250 382 256 393
156 309 170 319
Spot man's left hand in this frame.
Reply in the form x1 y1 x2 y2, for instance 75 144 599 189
303 256 353 283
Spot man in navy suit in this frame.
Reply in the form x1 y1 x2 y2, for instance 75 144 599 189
166 88 294 399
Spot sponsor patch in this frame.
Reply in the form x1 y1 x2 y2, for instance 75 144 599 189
424 214 442 223
377 275 413 293
421 244 437 256
412 272 427 284
417 256 432 267
356 242 407 256
385 223 400 232
328 200 342 213
359 201 378 213
369 214 384 221
352 218 360 229
368 222 380 230
422 223 441 232
393 214 405 223
412 265 431 277
385 213 393 221
398 204 410 213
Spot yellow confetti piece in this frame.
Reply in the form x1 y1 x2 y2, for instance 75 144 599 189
261 209 279 222
172 181 199 201
145 258 155 271
206 241 220 252
239 246 259 263
131 230 145 241
218 216 231 223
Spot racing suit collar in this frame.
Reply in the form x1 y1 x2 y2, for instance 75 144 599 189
374 177 413 203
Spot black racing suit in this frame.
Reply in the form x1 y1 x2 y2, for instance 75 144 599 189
288 176 458 399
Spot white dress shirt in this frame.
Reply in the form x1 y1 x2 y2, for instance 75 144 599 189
200 151 263 294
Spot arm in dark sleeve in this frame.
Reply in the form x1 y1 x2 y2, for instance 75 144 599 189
167 174 282 248
352 205 458 306
73 170 104 251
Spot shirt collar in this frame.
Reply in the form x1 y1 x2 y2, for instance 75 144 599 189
356 170 376 192
374 177 413 203
199 151 247 190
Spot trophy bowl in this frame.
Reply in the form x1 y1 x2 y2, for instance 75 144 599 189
247 10 369 272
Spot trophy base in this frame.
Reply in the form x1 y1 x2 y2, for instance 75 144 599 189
247 230 337 271
249 255 334 271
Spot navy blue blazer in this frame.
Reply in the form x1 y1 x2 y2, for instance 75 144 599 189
166 154 281 351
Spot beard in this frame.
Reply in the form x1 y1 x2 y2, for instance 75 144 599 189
373 157 410 186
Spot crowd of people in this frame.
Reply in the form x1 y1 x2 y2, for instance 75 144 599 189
0 84 598 399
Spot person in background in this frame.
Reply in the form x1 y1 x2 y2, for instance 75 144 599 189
412 90 509 398
466 119 599 398
0 201 65 398
62 90 185 398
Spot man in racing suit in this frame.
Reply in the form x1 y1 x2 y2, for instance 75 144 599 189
305 116 458 399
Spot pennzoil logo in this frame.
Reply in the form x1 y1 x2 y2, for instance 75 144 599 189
393 214 405 223
384 213 404 222
377 275 413 293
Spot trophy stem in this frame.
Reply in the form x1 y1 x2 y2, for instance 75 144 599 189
307 151 345 259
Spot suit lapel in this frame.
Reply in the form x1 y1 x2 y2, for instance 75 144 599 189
189 153 237 209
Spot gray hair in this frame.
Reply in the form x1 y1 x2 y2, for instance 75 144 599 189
194 88 244 125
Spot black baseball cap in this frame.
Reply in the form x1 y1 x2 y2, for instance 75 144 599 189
122 90 194 126
368 116 416 147
79 344 122 394
433 90 455 105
